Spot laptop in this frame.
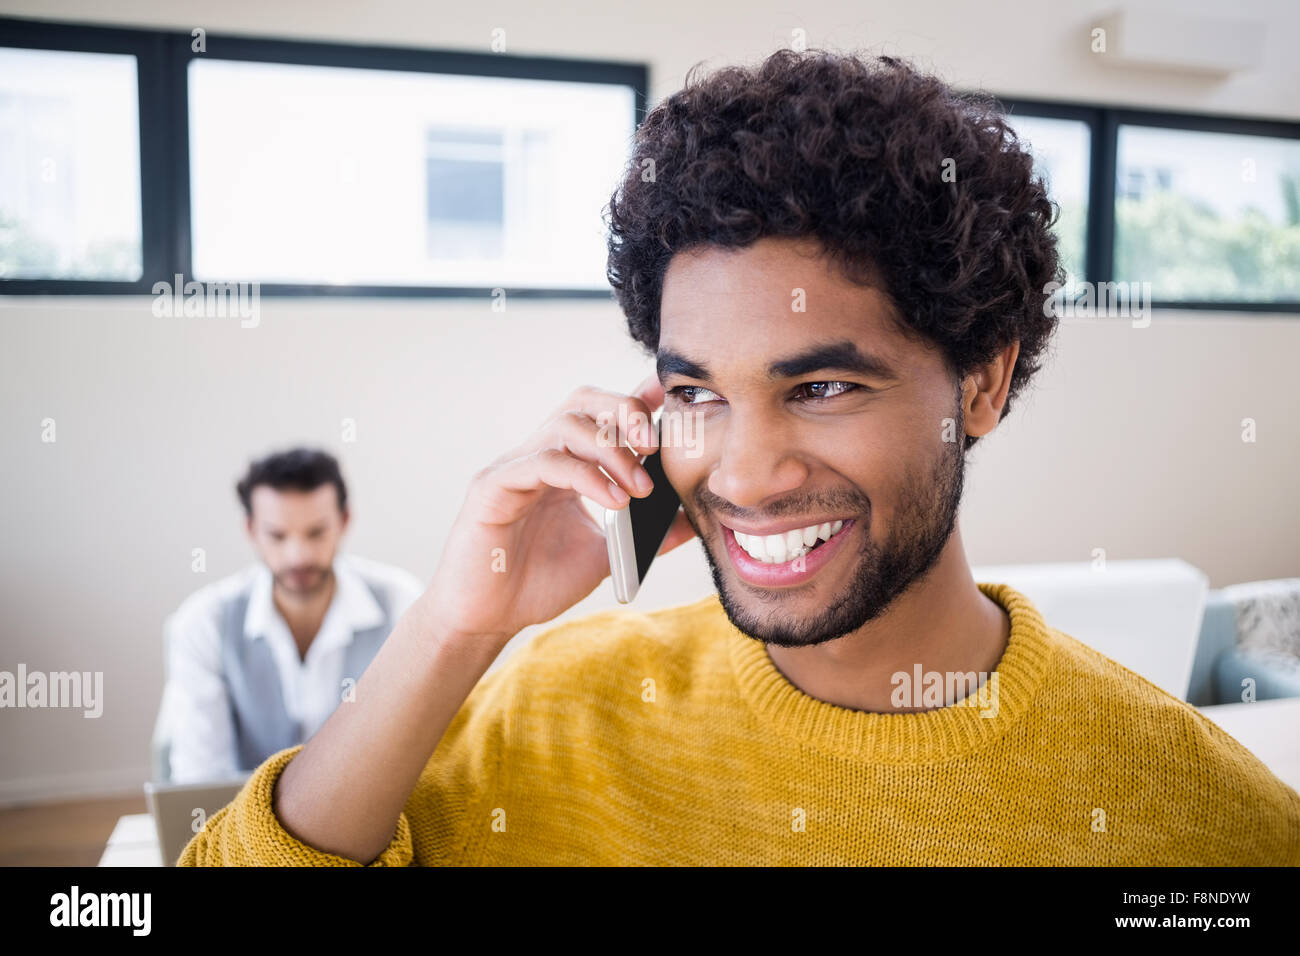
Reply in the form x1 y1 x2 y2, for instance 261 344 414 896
144 776 249 866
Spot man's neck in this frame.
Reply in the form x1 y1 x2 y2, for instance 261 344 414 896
765 524 1010 714
273 572 337 661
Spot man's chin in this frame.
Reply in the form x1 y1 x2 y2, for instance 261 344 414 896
718 590 855 648
276 571 331 596
701 548 856 647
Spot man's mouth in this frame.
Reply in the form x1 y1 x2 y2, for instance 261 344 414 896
719 517 858 588
729 519 849 564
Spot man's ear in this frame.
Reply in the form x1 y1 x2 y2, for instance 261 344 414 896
963 340 1020 441
340 508 351 534
244 515 255 540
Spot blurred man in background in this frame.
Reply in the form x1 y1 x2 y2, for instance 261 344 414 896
156 447 423 783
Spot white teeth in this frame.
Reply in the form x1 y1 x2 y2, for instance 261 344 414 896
734 520 848 564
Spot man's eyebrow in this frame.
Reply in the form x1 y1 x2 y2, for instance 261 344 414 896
657 339 900 383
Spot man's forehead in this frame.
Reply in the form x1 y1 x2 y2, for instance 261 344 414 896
658 246 910 381
659 238 902 341
250 484 338 515
251 484 334 501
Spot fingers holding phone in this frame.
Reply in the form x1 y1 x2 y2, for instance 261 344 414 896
419 381 666 651
604 433 695 604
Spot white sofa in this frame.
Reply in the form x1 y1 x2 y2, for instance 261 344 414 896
971 557 1208 700
971 558 1300 792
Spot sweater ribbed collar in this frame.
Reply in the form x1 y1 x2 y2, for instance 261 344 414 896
725 581 1057 763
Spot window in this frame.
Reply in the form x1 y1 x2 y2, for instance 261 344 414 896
1114 124 1300 303
998 95 1300 312
1001 112 1091 294
0 17 646 297
187 57 635 289
425 127 506 262
4 18 1296 311
0 46 142 281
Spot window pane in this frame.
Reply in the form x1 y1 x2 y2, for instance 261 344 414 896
0 47 142 281
1003 114 1090 290
1115 125 1300 302
425 127 505 259
188 59 637 288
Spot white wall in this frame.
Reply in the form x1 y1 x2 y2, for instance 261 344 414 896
1 0 1298 803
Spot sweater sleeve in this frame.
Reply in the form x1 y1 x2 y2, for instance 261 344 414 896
177 745 415 866
176 627 547 866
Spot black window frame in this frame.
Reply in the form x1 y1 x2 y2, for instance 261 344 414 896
3 16 1297 312
0 18 173 295
0 16 648 299
998 95 1300 313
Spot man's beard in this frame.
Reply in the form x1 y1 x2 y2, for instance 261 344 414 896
273 565 334 598
688 403 966 649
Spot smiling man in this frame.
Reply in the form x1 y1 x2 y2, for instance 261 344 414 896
181 50 1300 866
653 243 1012 714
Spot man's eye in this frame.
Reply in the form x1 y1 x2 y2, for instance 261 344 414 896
796 381 861 401
666 385 721 405
667 382 863 404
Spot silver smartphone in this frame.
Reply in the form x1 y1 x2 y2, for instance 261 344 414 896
604 448 682 603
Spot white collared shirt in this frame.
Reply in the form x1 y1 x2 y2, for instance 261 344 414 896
159 554 423 783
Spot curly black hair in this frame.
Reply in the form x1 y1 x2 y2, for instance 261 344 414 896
605 48 1064 451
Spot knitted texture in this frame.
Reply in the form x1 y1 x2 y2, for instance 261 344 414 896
179 582 1300 866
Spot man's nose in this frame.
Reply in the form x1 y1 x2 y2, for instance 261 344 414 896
283 538 310 564
706 411 808 509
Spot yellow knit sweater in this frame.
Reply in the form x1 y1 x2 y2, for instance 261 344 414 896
179 582 1300 866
